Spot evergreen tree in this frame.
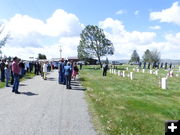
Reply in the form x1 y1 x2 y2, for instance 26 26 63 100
129 50 140 63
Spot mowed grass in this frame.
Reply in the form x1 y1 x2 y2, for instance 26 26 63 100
0 72 35 89
80 65 180 135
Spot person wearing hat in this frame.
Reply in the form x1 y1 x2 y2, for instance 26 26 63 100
5 62 10 87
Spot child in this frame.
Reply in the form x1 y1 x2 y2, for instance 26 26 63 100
72 62 79 80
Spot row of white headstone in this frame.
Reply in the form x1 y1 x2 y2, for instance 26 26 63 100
109 69 134 80
131 67 180 77
109 68 171 90
132 68 159 75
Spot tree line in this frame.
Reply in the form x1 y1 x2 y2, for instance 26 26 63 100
129 49 160 64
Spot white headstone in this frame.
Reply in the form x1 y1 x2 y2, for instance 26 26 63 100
110 69 112 73
133 68 135 71
176 74 179 77
123 71 125 77
130 72 133 80
126 67 129 71
118 70 121 76
155 70 158 75
114 69 116 74
137 69 139 72
150 70 153 74
142 69 145 73
161 78 167 89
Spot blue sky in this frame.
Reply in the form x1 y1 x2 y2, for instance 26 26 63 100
0 0 180 59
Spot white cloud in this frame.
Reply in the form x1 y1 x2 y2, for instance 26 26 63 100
1 9 180 60
1 36 80 60
134 10 139 15
115 10 126 15
150 2 180 25
1 9 83 59
149 25 161 30
99 18 180 59
165 32 180 45
99 18 156 45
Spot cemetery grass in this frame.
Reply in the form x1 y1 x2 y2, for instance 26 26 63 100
80 65 180 135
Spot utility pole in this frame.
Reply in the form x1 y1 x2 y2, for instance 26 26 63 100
59 44 62 59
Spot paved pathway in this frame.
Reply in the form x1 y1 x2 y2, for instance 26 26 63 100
0 70 96 135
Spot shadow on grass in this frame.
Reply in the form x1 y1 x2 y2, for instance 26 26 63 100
70 80 86 91
21 92 39 96
79 77 86 82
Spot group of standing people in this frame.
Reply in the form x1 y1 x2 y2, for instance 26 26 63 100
0 56 81 93
58 58 79 89
139 62 173 70
0 57 53 94
0 57 31 90
2 57 32 94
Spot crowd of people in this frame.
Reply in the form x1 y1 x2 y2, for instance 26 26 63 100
58 58 79 89
0 57 81 94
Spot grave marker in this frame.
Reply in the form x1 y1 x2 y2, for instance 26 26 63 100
130 72 133 80
155 70 158 75
118 70 121 76
137 69 139 72
150 70 153 74
142 69 145 73
123 71 125 77
161 78 167 89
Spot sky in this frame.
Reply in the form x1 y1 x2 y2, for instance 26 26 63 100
0 0 180 60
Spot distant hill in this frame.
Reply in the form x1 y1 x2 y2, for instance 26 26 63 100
107 59 180 64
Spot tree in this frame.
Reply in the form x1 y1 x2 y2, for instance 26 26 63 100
129 50 140 63
0 25 9 55
38 53 47 59
77 25 114 67
105 57 109 64
151 49 160 63
142 49 152 63
142 49 160 63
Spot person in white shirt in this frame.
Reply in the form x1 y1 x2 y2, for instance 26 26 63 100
43 61 48 80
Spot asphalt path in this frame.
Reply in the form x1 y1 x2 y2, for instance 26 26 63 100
0 70 96 135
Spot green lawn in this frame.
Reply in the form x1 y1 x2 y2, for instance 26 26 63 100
0 72 35 88
80 65 180 135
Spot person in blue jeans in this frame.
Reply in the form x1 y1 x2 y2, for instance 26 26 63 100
64 62 72 89
5 63 10 87
58 58 65 84
12 57 20 94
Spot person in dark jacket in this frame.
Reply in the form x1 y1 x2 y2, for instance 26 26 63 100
102 63 108 76
0 60 5 82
